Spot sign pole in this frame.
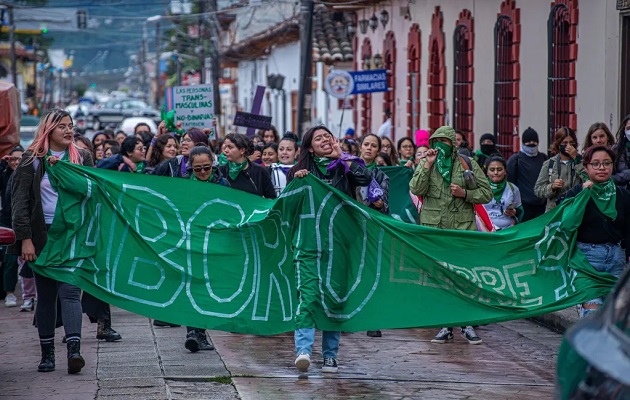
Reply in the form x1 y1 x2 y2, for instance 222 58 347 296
338 95 347 137
246 85 266 137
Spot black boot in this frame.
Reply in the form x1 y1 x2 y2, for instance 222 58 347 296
367 330 382 337
195 328 214 350
67 340 85 374
97 319 122 342
185 328 201 353
38 342 55 372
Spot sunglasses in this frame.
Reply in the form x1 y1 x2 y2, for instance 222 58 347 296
193 165 212 172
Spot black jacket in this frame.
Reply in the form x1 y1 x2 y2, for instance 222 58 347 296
0 160 14 227
9 149 94 256
152 155 187 178
219 160 277 199
287 158 372 198
506 151 548 205
357 167 389 214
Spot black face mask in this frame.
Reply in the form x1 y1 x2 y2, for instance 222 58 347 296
480 144 495 155
559 144 570 156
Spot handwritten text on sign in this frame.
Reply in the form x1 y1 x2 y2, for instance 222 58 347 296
173 84 215 131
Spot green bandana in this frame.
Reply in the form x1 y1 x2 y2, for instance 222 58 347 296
399 159 411 167
432 142 453 185
313 157 331 175
134 161 145 174
160 107 185 135
365 161 376 171
590 178 617 219
227 160 247 180
217 153 228 166
190 174 207 182
488 179 507 203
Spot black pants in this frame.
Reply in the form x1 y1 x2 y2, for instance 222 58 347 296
81 292 111 323
521 203 546 222
34 272 82 340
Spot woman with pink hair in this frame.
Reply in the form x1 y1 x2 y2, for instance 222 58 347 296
10 108 93 374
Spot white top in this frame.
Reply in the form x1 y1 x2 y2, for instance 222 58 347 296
376 118 392 138
41 150 65 224
270 163 293 196
482 182 522 230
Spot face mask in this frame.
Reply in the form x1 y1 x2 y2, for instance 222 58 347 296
480 144 495 155
625 130 630 141
521 144 538 157
559 144 570 157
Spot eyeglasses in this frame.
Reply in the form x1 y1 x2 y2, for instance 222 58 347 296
181 137 193 143
193 165 212 172
588 161 613 169
401 145 414 150
381 145 391 150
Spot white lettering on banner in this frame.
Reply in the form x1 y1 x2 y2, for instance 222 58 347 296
535 222 578 300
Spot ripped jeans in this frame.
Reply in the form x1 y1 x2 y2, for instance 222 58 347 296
577 242 626 318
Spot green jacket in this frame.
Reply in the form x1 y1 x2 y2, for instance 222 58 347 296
533 154 585 212
409 127 492 231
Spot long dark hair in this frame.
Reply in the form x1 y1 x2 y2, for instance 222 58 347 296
613 115 630 169
149 135 177 167
550 127 578 155
287 125 333 181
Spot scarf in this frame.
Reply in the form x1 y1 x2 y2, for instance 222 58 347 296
314 156 332 175
217 153 228 166
365 161 376 171
134 161 145 174
590 178 617 219
399 159 411 167
227 160 247 180
488 179 507 203
432 142 453 185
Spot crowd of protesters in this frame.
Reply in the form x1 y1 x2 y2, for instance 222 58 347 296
1 107 629 376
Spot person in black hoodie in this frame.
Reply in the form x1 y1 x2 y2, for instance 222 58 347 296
506 127 548 221
218 133 276 199
474 133 501 172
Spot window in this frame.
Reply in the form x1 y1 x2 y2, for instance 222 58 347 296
493 0 521 159
453 10 474 144
548 0 578 145
427 6 446 133
407 24 421 137
361 38 372 135
383 31 397 138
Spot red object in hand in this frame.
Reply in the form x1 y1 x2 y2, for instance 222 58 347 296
0 227 16 245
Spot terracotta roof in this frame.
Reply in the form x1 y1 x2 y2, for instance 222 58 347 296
312 6 354 65
221 17 300 63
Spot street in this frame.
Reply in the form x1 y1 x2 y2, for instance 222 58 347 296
0 302 563 399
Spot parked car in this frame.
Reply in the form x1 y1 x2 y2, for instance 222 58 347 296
20 114 39 148
118 117 158 136
86 99 160 131
556 267 630 399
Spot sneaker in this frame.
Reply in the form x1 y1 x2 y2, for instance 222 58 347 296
4 293 17 307
20 298 34 311
294 353 310 373
366 330 382 337
322 357 338 373
431 328 454 344
461 326 482 344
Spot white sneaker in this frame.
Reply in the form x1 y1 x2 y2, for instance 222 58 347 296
20 298 34 311
295 353 310 373
4 293 17 307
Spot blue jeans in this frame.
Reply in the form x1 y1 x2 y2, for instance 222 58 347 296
577 242 625 317
294 328 340 359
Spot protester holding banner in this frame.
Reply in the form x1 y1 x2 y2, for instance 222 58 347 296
563 145 630 318
152 128 209 178
270 135 298 196
482 156 524 230
10 108 93 374
612 115 630 189
219 133 276 198
380 137 399 166
534 127 585 212
97 136 147 173
409 125 492 344
397 137 416 167
287 125 373 374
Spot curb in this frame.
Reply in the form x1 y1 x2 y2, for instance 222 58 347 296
528 306 579 334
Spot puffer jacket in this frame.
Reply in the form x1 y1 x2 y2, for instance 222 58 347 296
534 154 585 211
409 127 492 231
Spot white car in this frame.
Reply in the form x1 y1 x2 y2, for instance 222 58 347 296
118 117 158 136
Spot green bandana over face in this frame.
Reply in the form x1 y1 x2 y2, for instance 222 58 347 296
488 179 507 203
313 156 331 175
134 161 145 174
217 153 228 166
365 161 376 171
432 141 453 185
590 178 617 219
227 160 247 180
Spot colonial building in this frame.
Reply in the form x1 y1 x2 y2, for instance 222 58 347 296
349 0 625 157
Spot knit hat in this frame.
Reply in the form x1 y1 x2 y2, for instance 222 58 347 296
522 127 539 144
479 133 496 145
10 145 24 155
344 128 355 138
415 129 430 147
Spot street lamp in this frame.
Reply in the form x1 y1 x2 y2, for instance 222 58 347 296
380 10 389 29
359 19 369 35
368 13 378 33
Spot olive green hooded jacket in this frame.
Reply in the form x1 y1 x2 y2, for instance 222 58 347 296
409 126 492 231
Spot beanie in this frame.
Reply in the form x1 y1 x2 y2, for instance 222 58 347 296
479 133 496 145
522 127 539 144
415 129 430 147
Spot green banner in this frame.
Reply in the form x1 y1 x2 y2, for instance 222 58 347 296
380 166 418 223
33 162 616 335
